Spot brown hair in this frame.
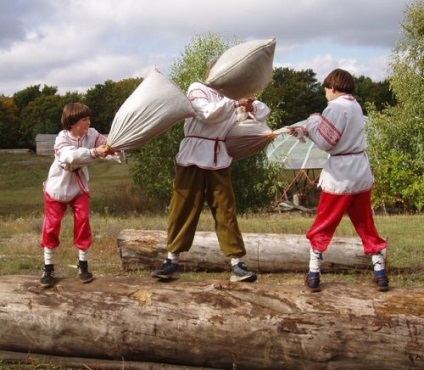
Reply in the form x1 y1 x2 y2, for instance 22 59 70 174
322 69 355 94
61 102 91 130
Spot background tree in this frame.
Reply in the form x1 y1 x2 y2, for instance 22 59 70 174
0 96 20 149
11 85 59 148
84 78 142 134
366 0 424 212
13 85 44 113
19 94 63 149
354 76 396 114
61 91 85 106
259 67 327 128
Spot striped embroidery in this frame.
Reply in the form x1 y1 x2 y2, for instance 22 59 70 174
188 88 208 102
318 115 341 146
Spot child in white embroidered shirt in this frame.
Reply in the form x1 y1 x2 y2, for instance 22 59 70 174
289 69 389 293
40 102 113 288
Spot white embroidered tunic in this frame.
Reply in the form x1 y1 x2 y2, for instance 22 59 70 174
176 82 270 170
44 128 107 202
305 95 374 194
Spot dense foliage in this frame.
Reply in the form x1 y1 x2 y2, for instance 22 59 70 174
260 67 327 128
366 1 424 213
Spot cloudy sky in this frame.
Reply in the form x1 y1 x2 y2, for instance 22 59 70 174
0 0 412 96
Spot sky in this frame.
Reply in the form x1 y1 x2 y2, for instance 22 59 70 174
0 0 413 97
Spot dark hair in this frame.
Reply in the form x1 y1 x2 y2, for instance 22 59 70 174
61 102 91 130
322 69 355 94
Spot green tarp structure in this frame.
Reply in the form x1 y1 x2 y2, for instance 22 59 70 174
266 120 329 170
266 120 328 205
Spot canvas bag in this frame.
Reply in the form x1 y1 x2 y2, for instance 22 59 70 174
107 68 196 151
225 120 274 160
204 38 276 100
225 121 291 160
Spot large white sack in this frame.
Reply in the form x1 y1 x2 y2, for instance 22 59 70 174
225 120 274 160
204 38 276 100
225 121 290 160
107 68 196 151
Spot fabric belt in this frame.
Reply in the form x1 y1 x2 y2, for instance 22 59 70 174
331 151 364 156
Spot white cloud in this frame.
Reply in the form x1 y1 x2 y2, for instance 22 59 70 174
0 0 412 96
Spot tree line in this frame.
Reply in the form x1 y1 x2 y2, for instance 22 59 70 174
0 67 393 151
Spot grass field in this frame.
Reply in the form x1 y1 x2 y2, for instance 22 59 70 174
1 153 423 289
0 152 144 217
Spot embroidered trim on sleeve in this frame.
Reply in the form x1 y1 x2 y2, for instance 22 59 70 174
318 115 341 146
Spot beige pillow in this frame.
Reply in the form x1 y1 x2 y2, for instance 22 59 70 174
225 120 274 160
107 68 195 150
205 38 276 100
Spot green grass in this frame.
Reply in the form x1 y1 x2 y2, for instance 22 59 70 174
0 154 51 216
0 153 423 289
0 152 147 217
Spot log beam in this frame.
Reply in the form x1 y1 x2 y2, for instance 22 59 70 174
0 350 218 370
117 229 370 273
0 275 423 369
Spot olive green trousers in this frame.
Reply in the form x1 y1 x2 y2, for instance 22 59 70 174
167 165 246 258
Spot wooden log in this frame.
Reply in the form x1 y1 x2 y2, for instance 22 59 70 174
117 229 370 273
0 275 423 370
0 350 218 370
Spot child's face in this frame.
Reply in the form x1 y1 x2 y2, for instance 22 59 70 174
70 116 91 138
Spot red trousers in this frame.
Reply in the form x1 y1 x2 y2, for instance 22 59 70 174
41 192 92 250
306 189 387 255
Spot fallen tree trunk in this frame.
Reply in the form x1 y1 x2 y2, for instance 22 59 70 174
0 350 217 370
0 275 423 370
117 229 370 272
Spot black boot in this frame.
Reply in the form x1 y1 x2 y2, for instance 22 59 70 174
78 260 94 283
40 264 55 288
373 269 389 292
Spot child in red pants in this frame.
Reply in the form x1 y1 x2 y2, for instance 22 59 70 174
289 69 388 292
40 102 113 288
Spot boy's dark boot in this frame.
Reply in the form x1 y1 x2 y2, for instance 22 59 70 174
78 260 94 283
151 258 180 280
373 269 389 292
305 271 321 292
40 264 55 288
